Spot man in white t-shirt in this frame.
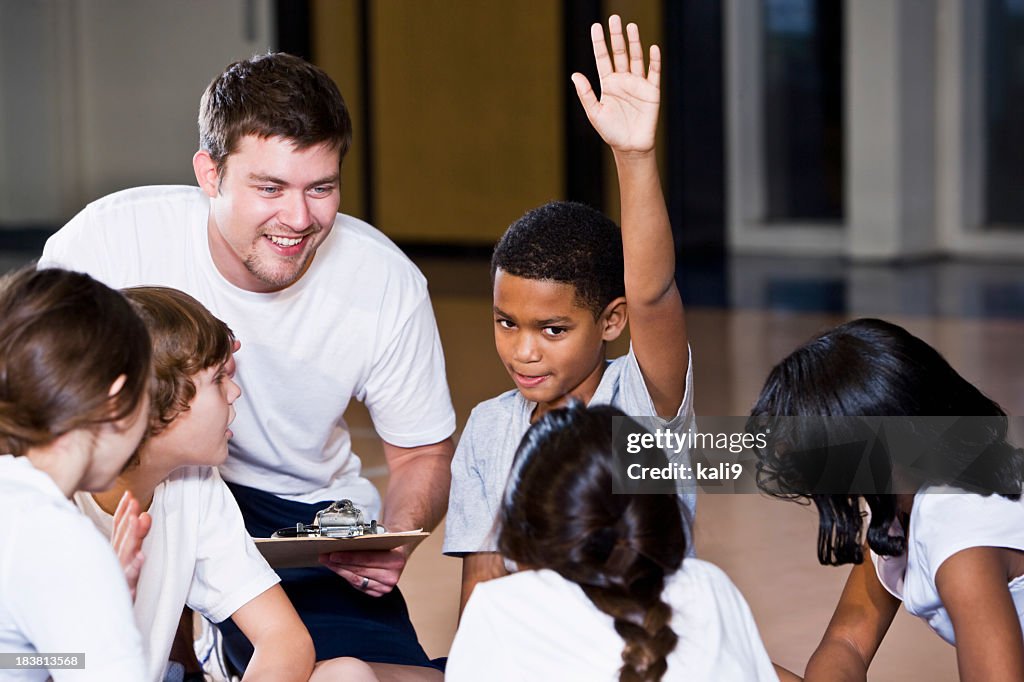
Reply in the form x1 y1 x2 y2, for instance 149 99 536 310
40 52 454 679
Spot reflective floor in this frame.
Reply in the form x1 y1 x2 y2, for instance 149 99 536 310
387 255 1024 680
5 244 1023 679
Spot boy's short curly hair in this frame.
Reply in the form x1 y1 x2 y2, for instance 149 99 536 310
122 287 234 437
490 201 625 317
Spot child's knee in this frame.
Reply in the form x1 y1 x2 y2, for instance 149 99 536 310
310 656 378 682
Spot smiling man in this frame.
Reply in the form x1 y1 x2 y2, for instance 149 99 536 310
40 53 455 681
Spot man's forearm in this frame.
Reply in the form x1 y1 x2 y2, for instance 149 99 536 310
381 438 454 535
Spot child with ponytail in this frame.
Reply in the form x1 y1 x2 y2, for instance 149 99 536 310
446 403 778 681
0 267 151 681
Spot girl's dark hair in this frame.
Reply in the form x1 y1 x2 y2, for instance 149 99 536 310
498 403 686 681
0 267 151 456
750 317 1024 565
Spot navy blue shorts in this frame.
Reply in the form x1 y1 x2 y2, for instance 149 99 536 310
217 481 440 671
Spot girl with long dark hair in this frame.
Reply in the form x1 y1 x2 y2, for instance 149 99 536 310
751 318 1024 680
447 403 777 681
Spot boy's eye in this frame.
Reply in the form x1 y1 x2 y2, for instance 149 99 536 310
309 186 334 196
496 319 515 330
543 326 567 338
258 186 280 195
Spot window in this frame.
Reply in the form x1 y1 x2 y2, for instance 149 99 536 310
984 0 1024 227
761 0 844 222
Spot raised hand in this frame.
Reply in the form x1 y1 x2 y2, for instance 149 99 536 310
112 490 151 601
571 15 661 155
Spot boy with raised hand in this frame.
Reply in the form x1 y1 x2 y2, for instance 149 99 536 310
76 287 315 682
444 15 694 612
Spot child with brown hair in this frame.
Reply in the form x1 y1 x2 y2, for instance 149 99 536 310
0 267 151 681
75 286 314 682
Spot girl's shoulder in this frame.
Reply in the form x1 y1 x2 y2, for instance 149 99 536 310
914 486 1024 531
662 559 761 626
912 488 1024 572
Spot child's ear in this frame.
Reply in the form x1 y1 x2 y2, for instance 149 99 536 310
599 297 628 341
193 150 221 198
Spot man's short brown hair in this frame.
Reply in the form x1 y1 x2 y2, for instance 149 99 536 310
198 52 352 175
122 287 234 437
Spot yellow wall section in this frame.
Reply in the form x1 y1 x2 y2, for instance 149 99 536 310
310 2 664 243
316 1 564 244
311 0 367 221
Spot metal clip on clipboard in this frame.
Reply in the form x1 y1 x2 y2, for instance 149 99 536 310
271 499 387 539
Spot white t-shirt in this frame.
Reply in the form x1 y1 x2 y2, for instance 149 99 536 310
446 559 778 681
0 455 146 681
872 487 1024 645
445 345 696 555
41 185 457 512
74 466 280 682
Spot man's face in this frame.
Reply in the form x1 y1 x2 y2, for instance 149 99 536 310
204 135 341 292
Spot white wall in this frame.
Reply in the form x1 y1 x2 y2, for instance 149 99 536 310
0 0 275 225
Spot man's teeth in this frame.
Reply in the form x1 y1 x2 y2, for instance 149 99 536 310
268 235 302 247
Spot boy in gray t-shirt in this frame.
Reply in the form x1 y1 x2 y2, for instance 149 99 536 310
444 16 696 613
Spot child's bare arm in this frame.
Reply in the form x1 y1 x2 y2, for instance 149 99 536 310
232 584 315 682
459 552 508 616
804 557 898 681
572 16 688 418
936 546 1024 681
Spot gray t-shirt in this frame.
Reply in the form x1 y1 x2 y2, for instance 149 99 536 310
444 345 695 555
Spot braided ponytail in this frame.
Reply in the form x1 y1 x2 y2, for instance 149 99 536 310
498 403 687 681
580 530 679 681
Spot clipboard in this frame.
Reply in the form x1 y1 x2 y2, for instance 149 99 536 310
255 530 430 569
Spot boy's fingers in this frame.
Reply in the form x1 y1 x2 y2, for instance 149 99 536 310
113 490 130 530
590 23 612 80
137 511 152 540
125 552 144 578
120 515 137 557
571 73 600 115
112 505 130 552
627 22 644 76
608 15 629 73
125 551 145 599
647 45 661 89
